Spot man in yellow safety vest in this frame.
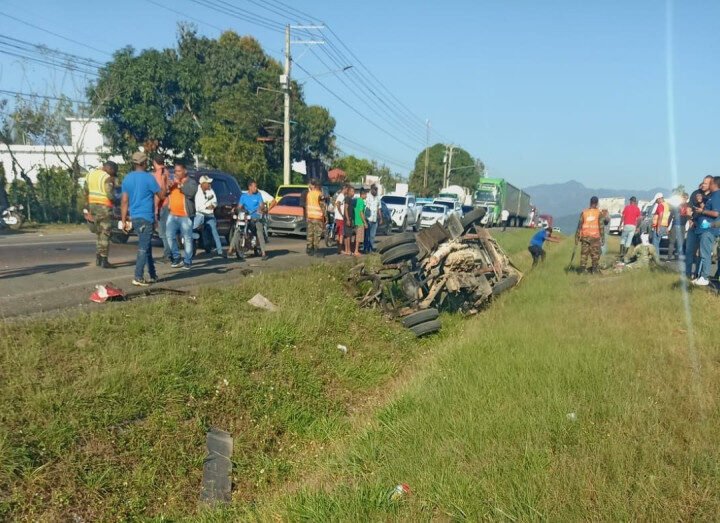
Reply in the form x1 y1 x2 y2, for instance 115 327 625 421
575 195 604 273
303 178 326 257
84 161 118 268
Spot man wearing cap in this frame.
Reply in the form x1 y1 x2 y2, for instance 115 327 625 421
194 175 224 257
575 196 604 273
166 160 198 270
651 193 670 260
84 161 118 268
619 196 641 258
121 152 164 286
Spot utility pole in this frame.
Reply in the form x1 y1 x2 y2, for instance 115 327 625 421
443 144 455 188
283 24 291 185
423 120 430 191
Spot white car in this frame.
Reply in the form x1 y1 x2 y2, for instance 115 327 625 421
381 194 420 231
608 213 622 235
432 198 463 219
420 204 450 228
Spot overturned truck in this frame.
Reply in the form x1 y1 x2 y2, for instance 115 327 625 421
350 209 523 337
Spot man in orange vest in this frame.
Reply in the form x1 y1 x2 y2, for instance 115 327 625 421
575 196 604 273
84 161 118 268
302 178 326 257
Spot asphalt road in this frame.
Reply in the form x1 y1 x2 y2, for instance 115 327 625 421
0 230 342 319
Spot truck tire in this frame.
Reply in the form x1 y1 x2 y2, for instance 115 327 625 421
492 274 520 296
409 318 441 337
401 308 439 328
381 243 420 265
461 208 485 231
378 232 416 254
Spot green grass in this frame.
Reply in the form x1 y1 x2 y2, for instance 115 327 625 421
0 263 427 520
247 232 720 521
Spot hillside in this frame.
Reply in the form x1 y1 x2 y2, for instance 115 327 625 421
526 180 668 218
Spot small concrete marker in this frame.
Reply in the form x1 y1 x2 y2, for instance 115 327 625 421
247 293 278 311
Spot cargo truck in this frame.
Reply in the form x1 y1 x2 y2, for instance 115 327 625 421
474 177 532 227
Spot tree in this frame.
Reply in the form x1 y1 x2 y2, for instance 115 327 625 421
333 155 375 182
408 144 479 196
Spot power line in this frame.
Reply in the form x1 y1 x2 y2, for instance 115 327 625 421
0 35 105 68
334 132 414 171
146 0 225 33
0 89 86 104
0 11 111 57
186 0 286 33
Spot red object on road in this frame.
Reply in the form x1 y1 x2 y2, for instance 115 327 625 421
90 283 126 303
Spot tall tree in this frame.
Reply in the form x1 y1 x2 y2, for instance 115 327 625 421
408 144 479 196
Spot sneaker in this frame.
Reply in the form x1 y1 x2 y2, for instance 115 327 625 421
692 277 710 286
182 263 192 271
132 278 150 287
147 276 159 284
261 254 269 261
170 260 183 268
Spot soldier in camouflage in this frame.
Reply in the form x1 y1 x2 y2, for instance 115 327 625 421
575 196 604 273
302 178 326 256
85 161 118 268
623 236 658 268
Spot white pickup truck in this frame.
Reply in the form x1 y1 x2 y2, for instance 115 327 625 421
381 193 421 232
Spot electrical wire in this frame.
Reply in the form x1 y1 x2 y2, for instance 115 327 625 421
0 89 86 104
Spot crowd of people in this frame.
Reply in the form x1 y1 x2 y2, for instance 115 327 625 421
530 174 720 280
84 154 389 287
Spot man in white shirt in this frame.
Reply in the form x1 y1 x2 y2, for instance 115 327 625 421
194 175 225 257
364 185 382 252
333 185 347 254
501 208 510 231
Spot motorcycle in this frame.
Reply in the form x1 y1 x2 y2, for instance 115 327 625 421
229 211 262 259
1 204 25 230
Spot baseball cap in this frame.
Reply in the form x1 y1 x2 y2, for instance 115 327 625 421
131 151 147 164
199 175 213 184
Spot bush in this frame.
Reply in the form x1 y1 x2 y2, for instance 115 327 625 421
8 167 84 223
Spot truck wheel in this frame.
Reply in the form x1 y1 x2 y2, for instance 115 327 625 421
409 318 441 337
401 308 439 328
492 274 520 296
378 232 416 254
381 243 419 265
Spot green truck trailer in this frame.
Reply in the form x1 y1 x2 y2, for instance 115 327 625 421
474 178 532 227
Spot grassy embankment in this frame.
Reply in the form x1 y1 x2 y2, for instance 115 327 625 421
250 234 720 521
0 232 528 521
4 231 719 521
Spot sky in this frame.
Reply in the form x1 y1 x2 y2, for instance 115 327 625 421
1 0 718 191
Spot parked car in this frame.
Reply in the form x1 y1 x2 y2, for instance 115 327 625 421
381 194 420 232
274 184 329 202
267 193 306 236
607 213 622 235
420 204 450 228
432 198 463 219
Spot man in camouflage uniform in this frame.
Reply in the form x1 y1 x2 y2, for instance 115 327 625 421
302 178 326 257
85 161 118 268
575 195 604 273
623 238 658 268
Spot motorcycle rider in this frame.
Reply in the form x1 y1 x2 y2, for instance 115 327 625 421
84 161 118 268
231 179 268 261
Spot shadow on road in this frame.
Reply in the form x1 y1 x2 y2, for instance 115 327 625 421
0 262 90 279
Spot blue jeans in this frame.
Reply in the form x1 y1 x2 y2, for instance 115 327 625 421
652 227 667 257
133 218 156 281
166 214 193 266
203 215 223 254
685 229 699 277
158 205 171 260
364 220 379 251
620 225 636 248
698 230 717 279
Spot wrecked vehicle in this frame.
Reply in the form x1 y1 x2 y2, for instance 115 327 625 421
351 209 523 337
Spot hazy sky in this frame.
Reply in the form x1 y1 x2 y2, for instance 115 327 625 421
1 0 718 190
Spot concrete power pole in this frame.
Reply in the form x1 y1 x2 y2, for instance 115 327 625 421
283 24 292 185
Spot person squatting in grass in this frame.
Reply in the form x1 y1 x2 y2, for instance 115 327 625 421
528 225 560 267
575 196 604 273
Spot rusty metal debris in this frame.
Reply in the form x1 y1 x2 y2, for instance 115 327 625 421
351 210 522 336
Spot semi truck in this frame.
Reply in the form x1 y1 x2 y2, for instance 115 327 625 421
473 177 532 227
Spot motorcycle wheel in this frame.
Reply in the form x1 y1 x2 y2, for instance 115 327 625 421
325 229 336 248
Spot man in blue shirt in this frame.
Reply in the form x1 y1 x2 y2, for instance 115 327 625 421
232 180 268 260
692 176 720 286
528 226 560 267
121 151 164 286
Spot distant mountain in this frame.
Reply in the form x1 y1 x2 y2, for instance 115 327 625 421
525 180 669 219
